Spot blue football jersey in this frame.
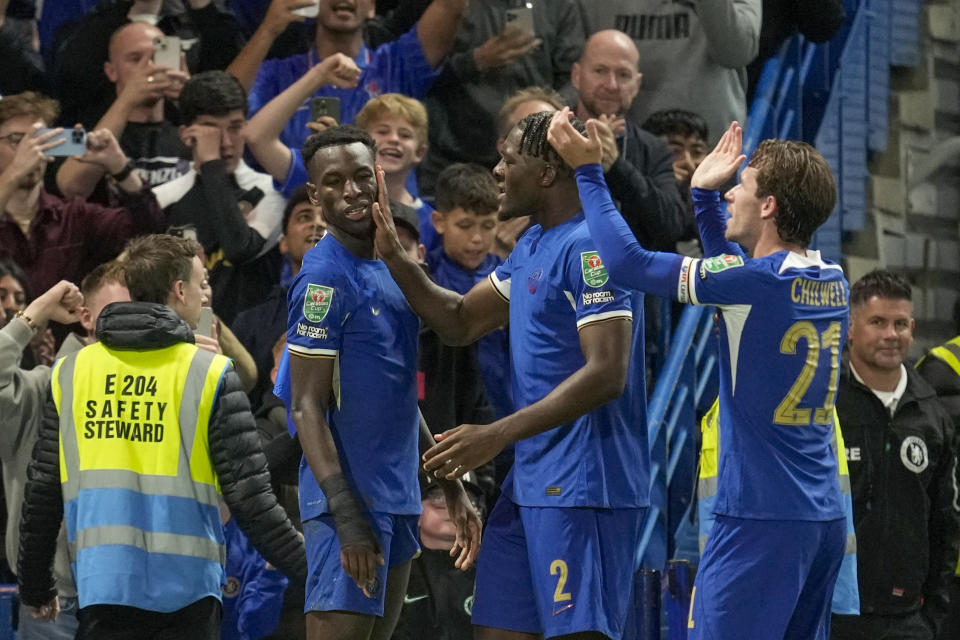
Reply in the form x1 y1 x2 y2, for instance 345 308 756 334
677 251 848 520
286 234 422 520
490 213 650 508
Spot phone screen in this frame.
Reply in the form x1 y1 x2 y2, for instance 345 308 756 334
311 97 341 123
195 307 215 338
505 6 535 34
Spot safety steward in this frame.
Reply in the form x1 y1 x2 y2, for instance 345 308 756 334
18 234 306 639
916 336 960 639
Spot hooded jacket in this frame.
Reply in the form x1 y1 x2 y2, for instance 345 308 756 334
17 302 306 608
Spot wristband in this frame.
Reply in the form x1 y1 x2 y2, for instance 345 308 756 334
110 160 136 183
320 473 379 551
14 310 38 333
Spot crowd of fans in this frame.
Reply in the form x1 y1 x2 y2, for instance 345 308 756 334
8 2 955 640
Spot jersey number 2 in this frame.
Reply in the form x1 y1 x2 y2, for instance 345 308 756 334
773 321 841 426
550 559 572 602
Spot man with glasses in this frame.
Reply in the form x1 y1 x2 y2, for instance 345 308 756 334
0 91 163 297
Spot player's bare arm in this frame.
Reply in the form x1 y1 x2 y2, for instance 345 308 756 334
372 166 508 345
289 352 384 595
417 411 482 570
423 317 632 479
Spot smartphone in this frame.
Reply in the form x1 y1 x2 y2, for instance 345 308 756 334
153 35 181 69
505 4 535 35
38 128 87 157
292 1 319 18
310 97 341 123
195 306 215 338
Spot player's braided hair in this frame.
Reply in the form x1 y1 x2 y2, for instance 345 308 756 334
516 111 587 172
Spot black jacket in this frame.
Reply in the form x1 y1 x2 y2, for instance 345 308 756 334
836 362 960 629
916 341 960 435
606 121 686 252
18 302 306 607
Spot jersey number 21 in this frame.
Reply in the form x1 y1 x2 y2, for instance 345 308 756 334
774 321 842 426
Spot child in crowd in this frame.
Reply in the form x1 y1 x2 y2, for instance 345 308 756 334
642 109 710 257
427 163 512 422
354 94 437 252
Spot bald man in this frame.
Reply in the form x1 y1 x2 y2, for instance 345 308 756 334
576 0 760 147
569 29 684 253
56 21 193 201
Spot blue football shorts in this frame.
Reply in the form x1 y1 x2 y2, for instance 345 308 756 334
302 512 420 616
472 494 645 639
688 515 846 640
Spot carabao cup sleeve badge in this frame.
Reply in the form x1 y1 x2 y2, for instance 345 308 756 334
581 251 609 288
303 284 334 322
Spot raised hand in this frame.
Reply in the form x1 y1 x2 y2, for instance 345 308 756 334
592 116 620 172
473 25 542 72
22 280 83 329
181 124 223 164
0 123 64 184
305 115 339 134
77 128 128 174
262 0 317 37
312 52 362 90
546 108 602 169
118 55 173 109
690 121 746 190
371 165 405 261
596 113 626 137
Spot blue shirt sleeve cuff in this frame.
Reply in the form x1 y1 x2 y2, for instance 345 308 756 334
574 163 606 180
691 187 722 203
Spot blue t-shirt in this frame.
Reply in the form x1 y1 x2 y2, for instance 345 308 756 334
417 199 438 253
575 163 847 521
249 25 438 154
489 213 650 508
427 247 513 419
285 234 421 519
220 519 287 640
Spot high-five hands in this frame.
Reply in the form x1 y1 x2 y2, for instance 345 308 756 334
690 122 746 191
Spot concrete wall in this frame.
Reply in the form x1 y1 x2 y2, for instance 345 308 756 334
844 0 960 355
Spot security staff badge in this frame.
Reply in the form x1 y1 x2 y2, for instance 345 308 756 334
581 252 609 288
900 436 929 473
303 284 333 322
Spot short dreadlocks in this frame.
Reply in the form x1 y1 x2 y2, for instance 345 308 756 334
516 111 587 173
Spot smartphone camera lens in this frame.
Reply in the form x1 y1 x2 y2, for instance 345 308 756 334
71 130 84 144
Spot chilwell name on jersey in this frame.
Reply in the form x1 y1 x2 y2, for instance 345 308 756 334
790 278 848 308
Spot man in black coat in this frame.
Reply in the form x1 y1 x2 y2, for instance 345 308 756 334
833 270 960 640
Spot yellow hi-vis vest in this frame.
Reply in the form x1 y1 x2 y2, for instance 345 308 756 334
697 399 860 614
52 341 232 612
916 335 960 575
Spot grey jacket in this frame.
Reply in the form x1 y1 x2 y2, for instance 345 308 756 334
0 319 83 597
579 0 762 143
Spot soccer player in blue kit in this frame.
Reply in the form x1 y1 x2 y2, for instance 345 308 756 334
372 112 651 640
548 110 850 639
280 126 481 640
